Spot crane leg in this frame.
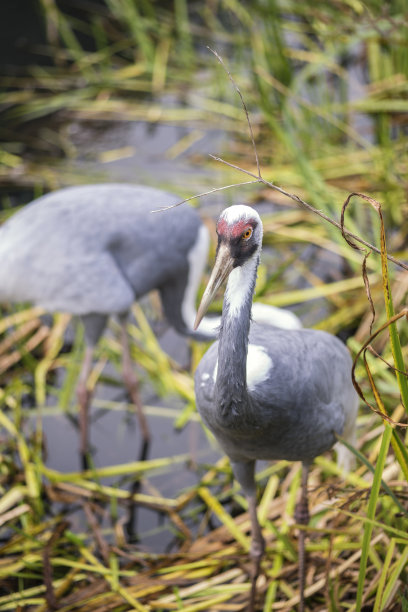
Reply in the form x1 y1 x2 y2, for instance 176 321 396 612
248 493 265 612
295 463 310 612
120 320 150 444
76 345 94 468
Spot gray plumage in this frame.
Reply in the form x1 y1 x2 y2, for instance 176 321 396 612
196 324 355 463
194 204 358 611
0 183 302 345
0 185 302 463
0 184 305 464
0 183 208 344
0 183 217 460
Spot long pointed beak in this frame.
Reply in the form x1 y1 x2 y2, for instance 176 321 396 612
194 242 234 330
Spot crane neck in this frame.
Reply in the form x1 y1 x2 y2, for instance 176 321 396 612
215 252 260 423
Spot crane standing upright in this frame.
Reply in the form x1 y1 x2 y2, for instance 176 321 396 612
0 184 301 464
194 204 358 611
0 184 216 460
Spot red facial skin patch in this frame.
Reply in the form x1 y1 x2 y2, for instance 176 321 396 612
218 218 252 239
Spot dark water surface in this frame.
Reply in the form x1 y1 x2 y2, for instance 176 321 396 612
0 7 348 553
19 112 235 551
41 403 220 551
9 106 344 552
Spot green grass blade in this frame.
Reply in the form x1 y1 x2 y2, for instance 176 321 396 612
380 545 408 609
373 538 395 612
198 486 249 551
338 436 407 515
355 424 393 612
391 428 408 481
378 208 408 416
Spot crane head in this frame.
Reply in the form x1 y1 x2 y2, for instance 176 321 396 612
194 206 262 330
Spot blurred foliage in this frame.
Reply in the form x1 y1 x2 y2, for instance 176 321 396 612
0 1 407 610
0 0 407 229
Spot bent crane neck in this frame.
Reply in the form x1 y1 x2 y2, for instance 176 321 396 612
215 255 259 423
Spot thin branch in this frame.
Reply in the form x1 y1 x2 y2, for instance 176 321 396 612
209 154 408 272
367 344 408 378
207 46 261 178
341 193 380 332
151 179 261 213
208 49 408 272
351 308 408 427
154 48 408 274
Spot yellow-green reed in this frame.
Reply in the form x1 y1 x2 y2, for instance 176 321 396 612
1 1 408 609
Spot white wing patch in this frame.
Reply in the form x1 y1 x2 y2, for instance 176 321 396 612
251 302 302 330
211 345 272 391
247 344 273 391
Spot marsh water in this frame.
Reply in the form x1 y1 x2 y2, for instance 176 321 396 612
1 6 350 555
5 105 349 552
20 117 232 552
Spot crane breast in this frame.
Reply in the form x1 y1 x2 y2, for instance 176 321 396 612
195 326 355 463
198 343 273 394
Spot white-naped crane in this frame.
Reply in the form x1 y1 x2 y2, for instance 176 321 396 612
0 184 301 465
194 205 358 611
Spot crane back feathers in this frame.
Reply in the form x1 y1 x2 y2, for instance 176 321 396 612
0 185 202 331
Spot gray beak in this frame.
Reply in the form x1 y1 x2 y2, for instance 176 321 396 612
194 243 234 330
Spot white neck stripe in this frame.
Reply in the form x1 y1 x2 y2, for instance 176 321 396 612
225 255 259 318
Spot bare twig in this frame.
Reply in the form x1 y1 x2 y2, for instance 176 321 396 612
154 49 408 275
151 179 261 213
367 344 408 377
352 308 408 427
208 46 261 178
43 521 69 611
341 193 382 332
84 501 110 564
209 155 408 271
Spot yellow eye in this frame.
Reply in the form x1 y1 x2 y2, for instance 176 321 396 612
243 227 253 240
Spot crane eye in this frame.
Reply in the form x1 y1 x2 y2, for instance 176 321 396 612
242 227 253 240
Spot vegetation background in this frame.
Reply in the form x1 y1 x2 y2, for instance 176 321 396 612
0 0 407 610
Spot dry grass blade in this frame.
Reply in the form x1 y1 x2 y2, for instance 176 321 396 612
2 8 408 611
340 193 388 333
0 318 41 358
198 486 250 551
351 309 408 427
0 307 45 334
43 521 70 610
0 503 31 527
0 324 50 374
